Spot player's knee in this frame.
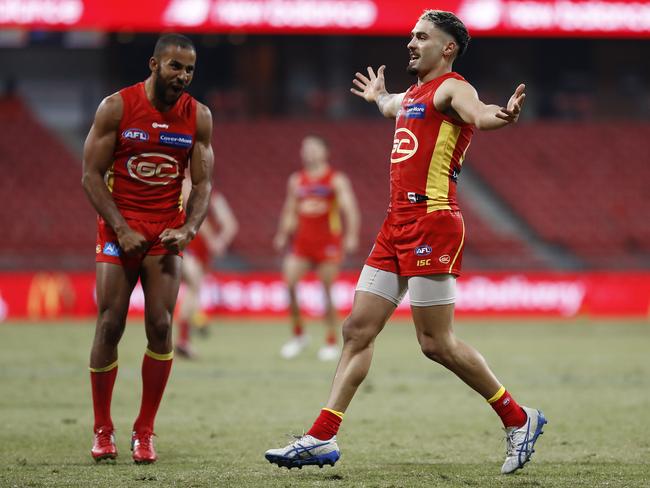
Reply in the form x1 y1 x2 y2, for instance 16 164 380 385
341 314 375 350
146 317 172 344
96 313 125 345
419 336 455 366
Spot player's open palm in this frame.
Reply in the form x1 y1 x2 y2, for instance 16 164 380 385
117 228 148 255
496 83 526 124
351 66 387 103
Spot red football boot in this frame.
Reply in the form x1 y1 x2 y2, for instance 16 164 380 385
131 431 157 464
91 427 117 461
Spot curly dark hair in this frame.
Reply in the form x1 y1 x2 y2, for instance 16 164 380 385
420 10 471 58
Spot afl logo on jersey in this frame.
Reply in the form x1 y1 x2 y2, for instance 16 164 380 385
391 128 419 163
122 128 149 141
126 152 180 186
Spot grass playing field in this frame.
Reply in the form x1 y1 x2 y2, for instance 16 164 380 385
1 319 649 487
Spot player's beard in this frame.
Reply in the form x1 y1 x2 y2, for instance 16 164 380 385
154 68 181 106
407 66 418 76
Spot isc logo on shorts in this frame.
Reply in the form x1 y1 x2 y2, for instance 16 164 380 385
414 244 432 256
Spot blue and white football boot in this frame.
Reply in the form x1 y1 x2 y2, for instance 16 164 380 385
501 406 547 474
265 434 340 469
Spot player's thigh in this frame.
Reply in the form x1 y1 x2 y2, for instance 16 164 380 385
140 254 183 324
409 274 457 342
344 266 407 341
95 262 140 323
343 290 398 344
315 261 339 288
182 253 204 290
282 254 311 286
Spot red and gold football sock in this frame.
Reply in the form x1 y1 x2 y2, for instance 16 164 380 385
178 319 190 346
133 349 173 433
487 386 527 428
292 322 304 337
90 360 118 431
306 408 344 440
325 329 337 345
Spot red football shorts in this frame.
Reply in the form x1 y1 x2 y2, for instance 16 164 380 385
291 233 342 264
185 233 211 268
366 210 465 277
96 211 186 267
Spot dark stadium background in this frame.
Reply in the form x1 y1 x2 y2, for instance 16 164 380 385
0 0 648 319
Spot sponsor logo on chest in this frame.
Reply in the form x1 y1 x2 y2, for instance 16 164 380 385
404 103 426 119
159 131 193 148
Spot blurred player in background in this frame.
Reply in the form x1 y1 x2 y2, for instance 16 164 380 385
176 182 238 359
82 34 214 464
273 135 360 361
266 11 546 474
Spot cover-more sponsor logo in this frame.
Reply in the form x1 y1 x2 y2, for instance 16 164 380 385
122 128 149 141
404 103 426 119
159 131 193 148
391 128 418 163
127 152 180 186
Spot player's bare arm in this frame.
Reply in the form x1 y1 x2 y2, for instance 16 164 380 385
206 194 238 256
435 78 526 130
333 173 360 254
351 66 405 118
160 103 214 252
273 173 300 251
81 94 147 255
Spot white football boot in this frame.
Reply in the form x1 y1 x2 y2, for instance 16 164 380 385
265 434 340 469
501 406 547 474
317 345 340 362
280 335 310 359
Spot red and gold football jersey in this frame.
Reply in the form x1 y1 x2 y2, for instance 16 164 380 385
108 82 197 220
295 167 341 241
388 72 474 224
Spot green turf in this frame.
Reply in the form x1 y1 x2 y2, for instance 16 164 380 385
1 319 649 487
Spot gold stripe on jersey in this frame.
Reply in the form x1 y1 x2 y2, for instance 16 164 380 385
105 163 115 193
448 213 465 273
329 200 342 235
425 121 462 213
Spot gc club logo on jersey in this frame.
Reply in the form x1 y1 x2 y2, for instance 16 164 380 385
122 128 149 142
103 242 122 257
159 132 193 148
439 254 451 264
405 103 426 119
414 244 432 256
391 128 419 163
127 152 180 186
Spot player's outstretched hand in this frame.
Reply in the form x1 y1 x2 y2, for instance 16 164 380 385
496 83 526 124
160 226 193 253
116 227 148 256
351 65 387 103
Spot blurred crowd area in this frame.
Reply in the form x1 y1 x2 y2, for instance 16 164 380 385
0 33 649 272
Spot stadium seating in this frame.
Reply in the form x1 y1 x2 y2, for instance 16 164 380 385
3 100 644 271
0 97 96 268
468 123 650 268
